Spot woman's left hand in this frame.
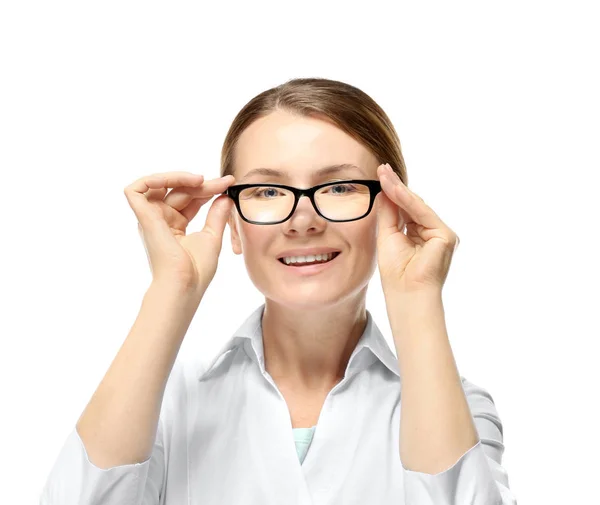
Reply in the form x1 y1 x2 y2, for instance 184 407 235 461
376 163 460 295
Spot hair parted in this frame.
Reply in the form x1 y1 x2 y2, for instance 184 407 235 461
220 77 408 185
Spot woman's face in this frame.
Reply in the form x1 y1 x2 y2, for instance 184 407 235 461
228 109 381 310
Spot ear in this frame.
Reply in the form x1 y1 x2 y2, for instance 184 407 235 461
228 210 243 255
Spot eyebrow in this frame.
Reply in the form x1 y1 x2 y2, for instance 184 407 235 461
240 163 365 181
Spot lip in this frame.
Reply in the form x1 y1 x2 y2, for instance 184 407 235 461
276 247 341 260
277 251 341 276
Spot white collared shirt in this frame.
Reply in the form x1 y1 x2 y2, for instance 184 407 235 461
40 304 517 504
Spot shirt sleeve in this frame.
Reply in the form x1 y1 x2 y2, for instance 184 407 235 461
401 377 518 505
39 419 165 505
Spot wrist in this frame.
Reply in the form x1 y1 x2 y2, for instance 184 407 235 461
383 285 443 304
147 279 205 307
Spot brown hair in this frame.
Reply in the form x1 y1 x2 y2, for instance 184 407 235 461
220 77 408 185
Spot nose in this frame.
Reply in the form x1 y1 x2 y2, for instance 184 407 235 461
282 194 326 235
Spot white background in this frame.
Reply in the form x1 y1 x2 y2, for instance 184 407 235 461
1 1 598 503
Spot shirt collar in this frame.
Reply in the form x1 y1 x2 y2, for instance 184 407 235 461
197 304 400 382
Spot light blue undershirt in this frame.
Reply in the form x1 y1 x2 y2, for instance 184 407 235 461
293 426 317 464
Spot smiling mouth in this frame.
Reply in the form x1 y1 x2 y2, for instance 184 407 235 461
278 251 341 266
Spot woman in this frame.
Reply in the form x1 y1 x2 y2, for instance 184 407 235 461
41 78 516 504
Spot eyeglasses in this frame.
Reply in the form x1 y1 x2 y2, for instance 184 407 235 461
223 179 382 225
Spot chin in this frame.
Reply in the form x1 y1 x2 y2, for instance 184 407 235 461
266 283 359 312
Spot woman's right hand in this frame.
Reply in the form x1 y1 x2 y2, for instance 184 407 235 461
124 171 237 296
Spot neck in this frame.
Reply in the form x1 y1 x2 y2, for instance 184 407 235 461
261 292 368 391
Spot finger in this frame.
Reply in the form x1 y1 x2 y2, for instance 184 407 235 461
139 171 208 202
379 166 445 231
145 188 168 201
182 195 234 266
376 190 403 242
376 166 412 227
126 172 205 203
125 172 204 230
175 175 236 199
163 188 198 211
201 194 234 240
180 195 212 222
141 171 205 189
163 175 236 211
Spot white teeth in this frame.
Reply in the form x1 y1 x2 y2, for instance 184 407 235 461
282 252 337 265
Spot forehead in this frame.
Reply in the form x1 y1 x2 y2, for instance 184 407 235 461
234 110 378 179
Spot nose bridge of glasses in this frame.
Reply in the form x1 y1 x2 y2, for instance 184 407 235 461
292 188 320 214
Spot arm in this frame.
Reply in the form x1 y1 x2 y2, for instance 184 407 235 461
389 290 479 473
40 281 202 504
76 281 200 468
387 290 517 505
375 163 517 503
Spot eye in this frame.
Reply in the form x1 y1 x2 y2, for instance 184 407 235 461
324 183 358 195
249 186 282 198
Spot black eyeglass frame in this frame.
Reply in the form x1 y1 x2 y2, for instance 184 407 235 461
223 179 382 225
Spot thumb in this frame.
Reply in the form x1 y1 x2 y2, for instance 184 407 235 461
184 195 234 266
201 194 234 242
376 191 401 242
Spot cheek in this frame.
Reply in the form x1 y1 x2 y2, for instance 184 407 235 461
239 225 275 264
344 221 378 271
351 217 378 249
